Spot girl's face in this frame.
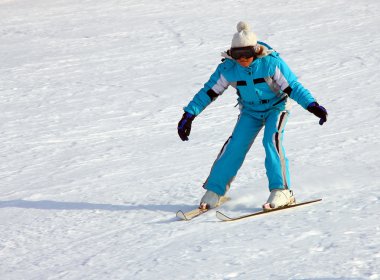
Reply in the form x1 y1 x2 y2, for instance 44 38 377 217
236 56 254 67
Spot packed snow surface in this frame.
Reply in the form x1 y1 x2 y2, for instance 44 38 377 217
0 0 379 279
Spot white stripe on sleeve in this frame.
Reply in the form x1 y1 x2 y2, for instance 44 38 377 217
211 74 229 95
273 66 289 91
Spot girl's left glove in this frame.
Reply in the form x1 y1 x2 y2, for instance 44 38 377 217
307 102 328 125
177 112 195 141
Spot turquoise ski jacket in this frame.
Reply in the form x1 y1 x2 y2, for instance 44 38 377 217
184 43 315 116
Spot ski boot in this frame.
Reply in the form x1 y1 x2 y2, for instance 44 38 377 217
263 189 295 211
200 190 221 210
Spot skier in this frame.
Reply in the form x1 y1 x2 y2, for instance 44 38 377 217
177 21 328 210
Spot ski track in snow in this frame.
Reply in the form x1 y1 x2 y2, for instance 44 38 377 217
0 0 379 279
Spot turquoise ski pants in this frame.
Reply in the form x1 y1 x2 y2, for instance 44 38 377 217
203 109 291 196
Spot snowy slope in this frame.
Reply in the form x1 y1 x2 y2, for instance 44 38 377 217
0 0 379 279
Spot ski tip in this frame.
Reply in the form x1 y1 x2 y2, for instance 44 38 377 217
176 210 188 221
215 211 233 222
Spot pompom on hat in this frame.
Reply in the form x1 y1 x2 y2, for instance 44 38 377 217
231 21 258 48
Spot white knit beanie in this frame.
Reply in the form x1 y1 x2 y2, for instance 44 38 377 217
231 21 258 48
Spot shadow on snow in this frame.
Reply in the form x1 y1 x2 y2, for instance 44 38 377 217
0 199 185 213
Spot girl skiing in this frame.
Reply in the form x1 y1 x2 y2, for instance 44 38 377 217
177 22 327 210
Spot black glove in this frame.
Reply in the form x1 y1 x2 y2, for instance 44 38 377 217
177 112 195 141
307 102 328 125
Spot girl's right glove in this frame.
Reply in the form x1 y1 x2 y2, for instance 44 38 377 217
307 102 328 125
177 112 195 141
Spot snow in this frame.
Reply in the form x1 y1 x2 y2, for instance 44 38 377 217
0 0 379 279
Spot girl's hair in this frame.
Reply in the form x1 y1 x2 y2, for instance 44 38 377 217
255 45 265 56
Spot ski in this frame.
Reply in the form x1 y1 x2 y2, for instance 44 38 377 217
176 196 230 221
216 198 322 222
